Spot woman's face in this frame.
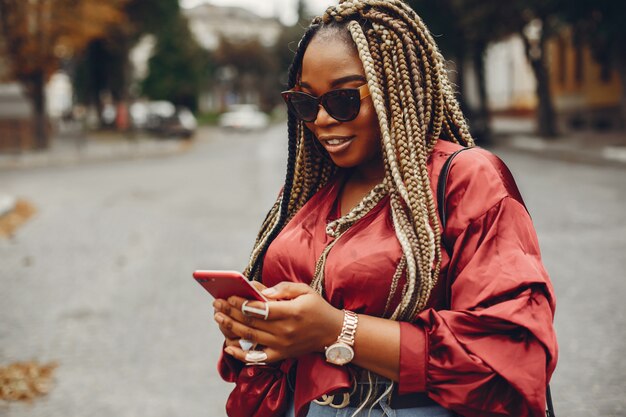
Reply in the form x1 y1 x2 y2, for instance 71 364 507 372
300 35 382 172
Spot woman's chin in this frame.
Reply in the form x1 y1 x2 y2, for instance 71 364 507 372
328 156 358 169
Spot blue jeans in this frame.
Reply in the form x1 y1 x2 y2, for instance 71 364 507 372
287 402 454 417
286 388 454 417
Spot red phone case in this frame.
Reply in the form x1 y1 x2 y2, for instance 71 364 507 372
192 270 267 301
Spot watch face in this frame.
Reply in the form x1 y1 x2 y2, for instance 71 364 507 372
325 343 354 365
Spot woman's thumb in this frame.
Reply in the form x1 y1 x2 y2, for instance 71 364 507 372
261 282 314 300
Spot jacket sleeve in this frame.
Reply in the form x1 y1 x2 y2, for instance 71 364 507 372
397 150 558 417
217 344 244 382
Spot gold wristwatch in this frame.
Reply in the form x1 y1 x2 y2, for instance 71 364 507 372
325 310 358 365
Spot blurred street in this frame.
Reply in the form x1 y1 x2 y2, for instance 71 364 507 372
1 125 626 417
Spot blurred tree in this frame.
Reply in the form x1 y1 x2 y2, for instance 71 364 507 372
559 0 626 128
274 23 306 88
510 0 561 137
0 0 126 147
72 0 183 128
141 14 211 112
72 35 129 127
408 0 494 142
406 0 466 107
214 37 278 111
272 0 312 92
412 0 566 137
296 0 308 24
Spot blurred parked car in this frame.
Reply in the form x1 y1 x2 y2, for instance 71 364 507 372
101 104 117 127
218 104 269 130
142 101 197 139
164 107 197 139
129 102 150 129
96 100 196 138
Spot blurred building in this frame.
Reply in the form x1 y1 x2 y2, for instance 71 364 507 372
182 4 283 113
548 28 623 130
0 54 34 151
0 69 73 152
183 4 281 50
46 72 73 119
462 35 537 116
0 82 34 152
464 30 624 133
482 36 537 114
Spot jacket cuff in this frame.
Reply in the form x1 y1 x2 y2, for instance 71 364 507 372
397 322 428 395
217 346 244 382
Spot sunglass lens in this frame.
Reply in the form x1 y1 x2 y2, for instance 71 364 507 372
287 93 318 122
324 89 360 121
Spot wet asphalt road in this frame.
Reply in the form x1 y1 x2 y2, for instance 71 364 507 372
1 124 625 417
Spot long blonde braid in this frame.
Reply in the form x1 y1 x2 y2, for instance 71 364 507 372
321 0 475 320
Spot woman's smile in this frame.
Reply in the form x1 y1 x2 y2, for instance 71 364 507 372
318 135 356 154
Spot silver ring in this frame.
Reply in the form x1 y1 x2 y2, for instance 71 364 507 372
241 300 270 320
239 339 255 351
245 350 268 365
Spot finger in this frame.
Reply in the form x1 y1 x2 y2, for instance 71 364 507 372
224 338 241 349
214 301 241 338
225 337 256 352
228 293 321 322
216 298 265 324
261 282 316 300
218 322 239 339
223 345 284 364
214 312 278 347
250 281 267 291
225 296 274 324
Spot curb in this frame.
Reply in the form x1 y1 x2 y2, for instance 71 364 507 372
0 139 191 171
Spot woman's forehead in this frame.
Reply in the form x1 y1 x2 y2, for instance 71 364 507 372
300 39 365 88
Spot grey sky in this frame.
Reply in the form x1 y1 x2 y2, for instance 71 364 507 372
180 0 336 25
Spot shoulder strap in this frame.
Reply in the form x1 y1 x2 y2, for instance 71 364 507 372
546 384 556 417
436 146 556 417
437 147 471 237
437 147 470 310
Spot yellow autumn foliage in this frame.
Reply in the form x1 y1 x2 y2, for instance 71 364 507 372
0 361 58 402
0 0 127 82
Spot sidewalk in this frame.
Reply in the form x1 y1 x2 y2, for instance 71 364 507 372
0 129 191 171
2 119 625 170
490 116 626 167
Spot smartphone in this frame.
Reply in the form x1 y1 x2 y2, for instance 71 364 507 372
192 270 267 301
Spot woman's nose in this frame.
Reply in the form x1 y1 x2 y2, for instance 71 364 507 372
313 104 339 127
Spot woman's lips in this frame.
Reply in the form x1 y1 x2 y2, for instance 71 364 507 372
319 136 355 154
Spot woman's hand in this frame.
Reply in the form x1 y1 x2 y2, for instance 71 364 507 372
213 282 344 363
213 281 267 351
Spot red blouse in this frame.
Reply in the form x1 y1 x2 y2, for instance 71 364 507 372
219 140 558 417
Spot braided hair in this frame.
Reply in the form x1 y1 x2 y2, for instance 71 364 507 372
245 0 474 322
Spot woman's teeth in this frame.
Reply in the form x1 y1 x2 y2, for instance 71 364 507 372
326 138 350 145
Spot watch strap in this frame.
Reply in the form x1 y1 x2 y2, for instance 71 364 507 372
337 310 358 346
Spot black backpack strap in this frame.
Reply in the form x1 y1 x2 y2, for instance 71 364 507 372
437 147 471 243
437 147 471 309
546 384 556 417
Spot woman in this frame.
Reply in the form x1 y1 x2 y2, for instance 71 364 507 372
212 1 557 416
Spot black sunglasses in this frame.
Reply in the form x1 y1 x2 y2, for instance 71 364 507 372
281 84 371 122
